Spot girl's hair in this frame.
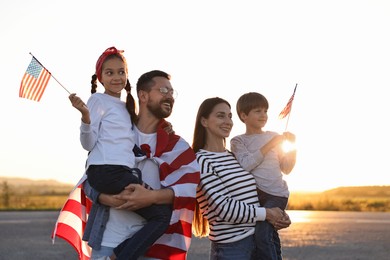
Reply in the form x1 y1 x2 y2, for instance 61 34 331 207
91 47 138 123
125 79 138 123
191 97 231 238
236 92 269 123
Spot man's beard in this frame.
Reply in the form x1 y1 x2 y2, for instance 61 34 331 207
147 99 173 119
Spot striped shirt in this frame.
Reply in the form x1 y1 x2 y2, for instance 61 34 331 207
196 149 266 243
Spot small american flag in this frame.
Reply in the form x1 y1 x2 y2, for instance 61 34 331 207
279 84 297 119
19 57 51 102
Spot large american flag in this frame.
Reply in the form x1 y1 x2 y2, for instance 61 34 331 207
52 120 200 260
19 57 51 102
52 183 92 260
279 84 297 119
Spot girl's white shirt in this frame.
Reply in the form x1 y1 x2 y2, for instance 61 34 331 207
80 93 136 169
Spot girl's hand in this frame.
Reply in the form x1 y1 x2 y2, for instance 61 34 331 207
69 93 90 124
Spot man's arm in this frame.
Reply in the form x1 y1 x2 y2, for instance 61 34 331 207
99 184 174 211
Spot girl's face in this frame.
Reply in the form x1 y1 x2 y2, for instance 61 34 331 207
202 102 233 140
100 57 127 97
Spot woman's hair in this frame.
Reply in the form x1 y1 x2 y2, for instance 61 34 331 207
90 47 138 123
191 97 231 238
191 97 231 153
236 92 268 123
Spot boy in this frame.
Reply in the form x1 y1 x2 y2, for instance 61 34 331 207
230 92 296 260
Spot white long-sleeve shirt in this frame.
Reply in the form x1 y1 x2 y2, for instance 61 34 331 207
80 93 136 169
196 149 266 243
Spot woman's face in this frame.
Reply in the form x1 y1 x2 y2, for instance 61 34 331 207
202 102 233 140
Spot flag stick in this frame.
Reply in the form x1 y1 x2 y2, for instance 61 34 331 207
29 52 71 94
284 83 297 132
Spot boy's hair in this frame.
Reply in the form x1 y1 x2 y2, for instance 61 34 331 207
236 92 269 122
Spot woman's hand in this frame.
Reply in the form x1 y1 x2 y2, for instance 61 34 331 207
274 211 291 230
265 208 291 230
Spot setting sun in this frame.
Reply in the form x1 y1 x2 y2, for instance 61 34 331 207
282 140 296 153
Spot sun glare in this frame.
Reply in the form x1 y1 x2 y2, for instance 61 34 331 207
282 140 296 153
286 210 314 223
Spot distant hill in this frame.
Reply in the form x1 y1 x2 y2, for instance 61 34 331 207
289 185 390 212
1 176 388 197
322 185 390 198
0 176 73 195
0 176 72 186
1 176 389 211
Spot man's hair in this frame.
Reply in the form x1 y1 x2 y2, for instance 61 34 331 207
236 92 269 122
136 70 171 92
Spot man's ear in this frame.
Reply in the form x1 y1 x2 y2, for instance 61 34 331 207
138 90 148 103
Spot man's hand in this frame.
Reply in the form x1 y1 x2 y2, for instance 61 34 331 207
98 193 127 208
114 184 154 211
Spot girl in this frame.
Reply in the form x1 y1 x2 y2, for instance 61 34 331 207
69 47 171 260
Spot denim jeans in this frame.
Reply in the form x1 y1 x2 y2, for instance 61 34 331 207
210 234 255 260
113 204 172 260
255 190 288 260
90 245 114 259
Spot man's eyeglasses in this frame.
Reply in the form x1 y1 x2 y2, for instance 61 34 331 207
153 87 178 99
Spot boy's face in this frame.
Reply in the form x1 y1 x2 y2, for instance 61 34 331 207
243 107 268 129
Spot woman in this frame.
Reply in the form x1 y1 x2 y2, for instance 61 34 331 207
192 97 290 260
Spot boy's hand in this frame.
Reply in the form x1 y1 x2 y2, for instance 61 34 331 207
283 132 296 142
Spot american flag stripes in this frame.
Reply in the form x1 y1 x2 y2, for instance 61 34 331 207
279 84 297 119
19 57 51 102
52 183 92 260
52 120 199 260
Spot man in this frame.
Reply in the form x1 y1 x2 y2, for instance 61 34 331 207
54 70 200 260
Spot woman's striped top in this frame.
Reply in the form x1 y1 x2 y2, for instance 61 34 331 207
196 149 266 243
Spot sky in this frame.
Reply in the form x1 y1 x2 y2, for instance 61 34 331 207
1 0 390 192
